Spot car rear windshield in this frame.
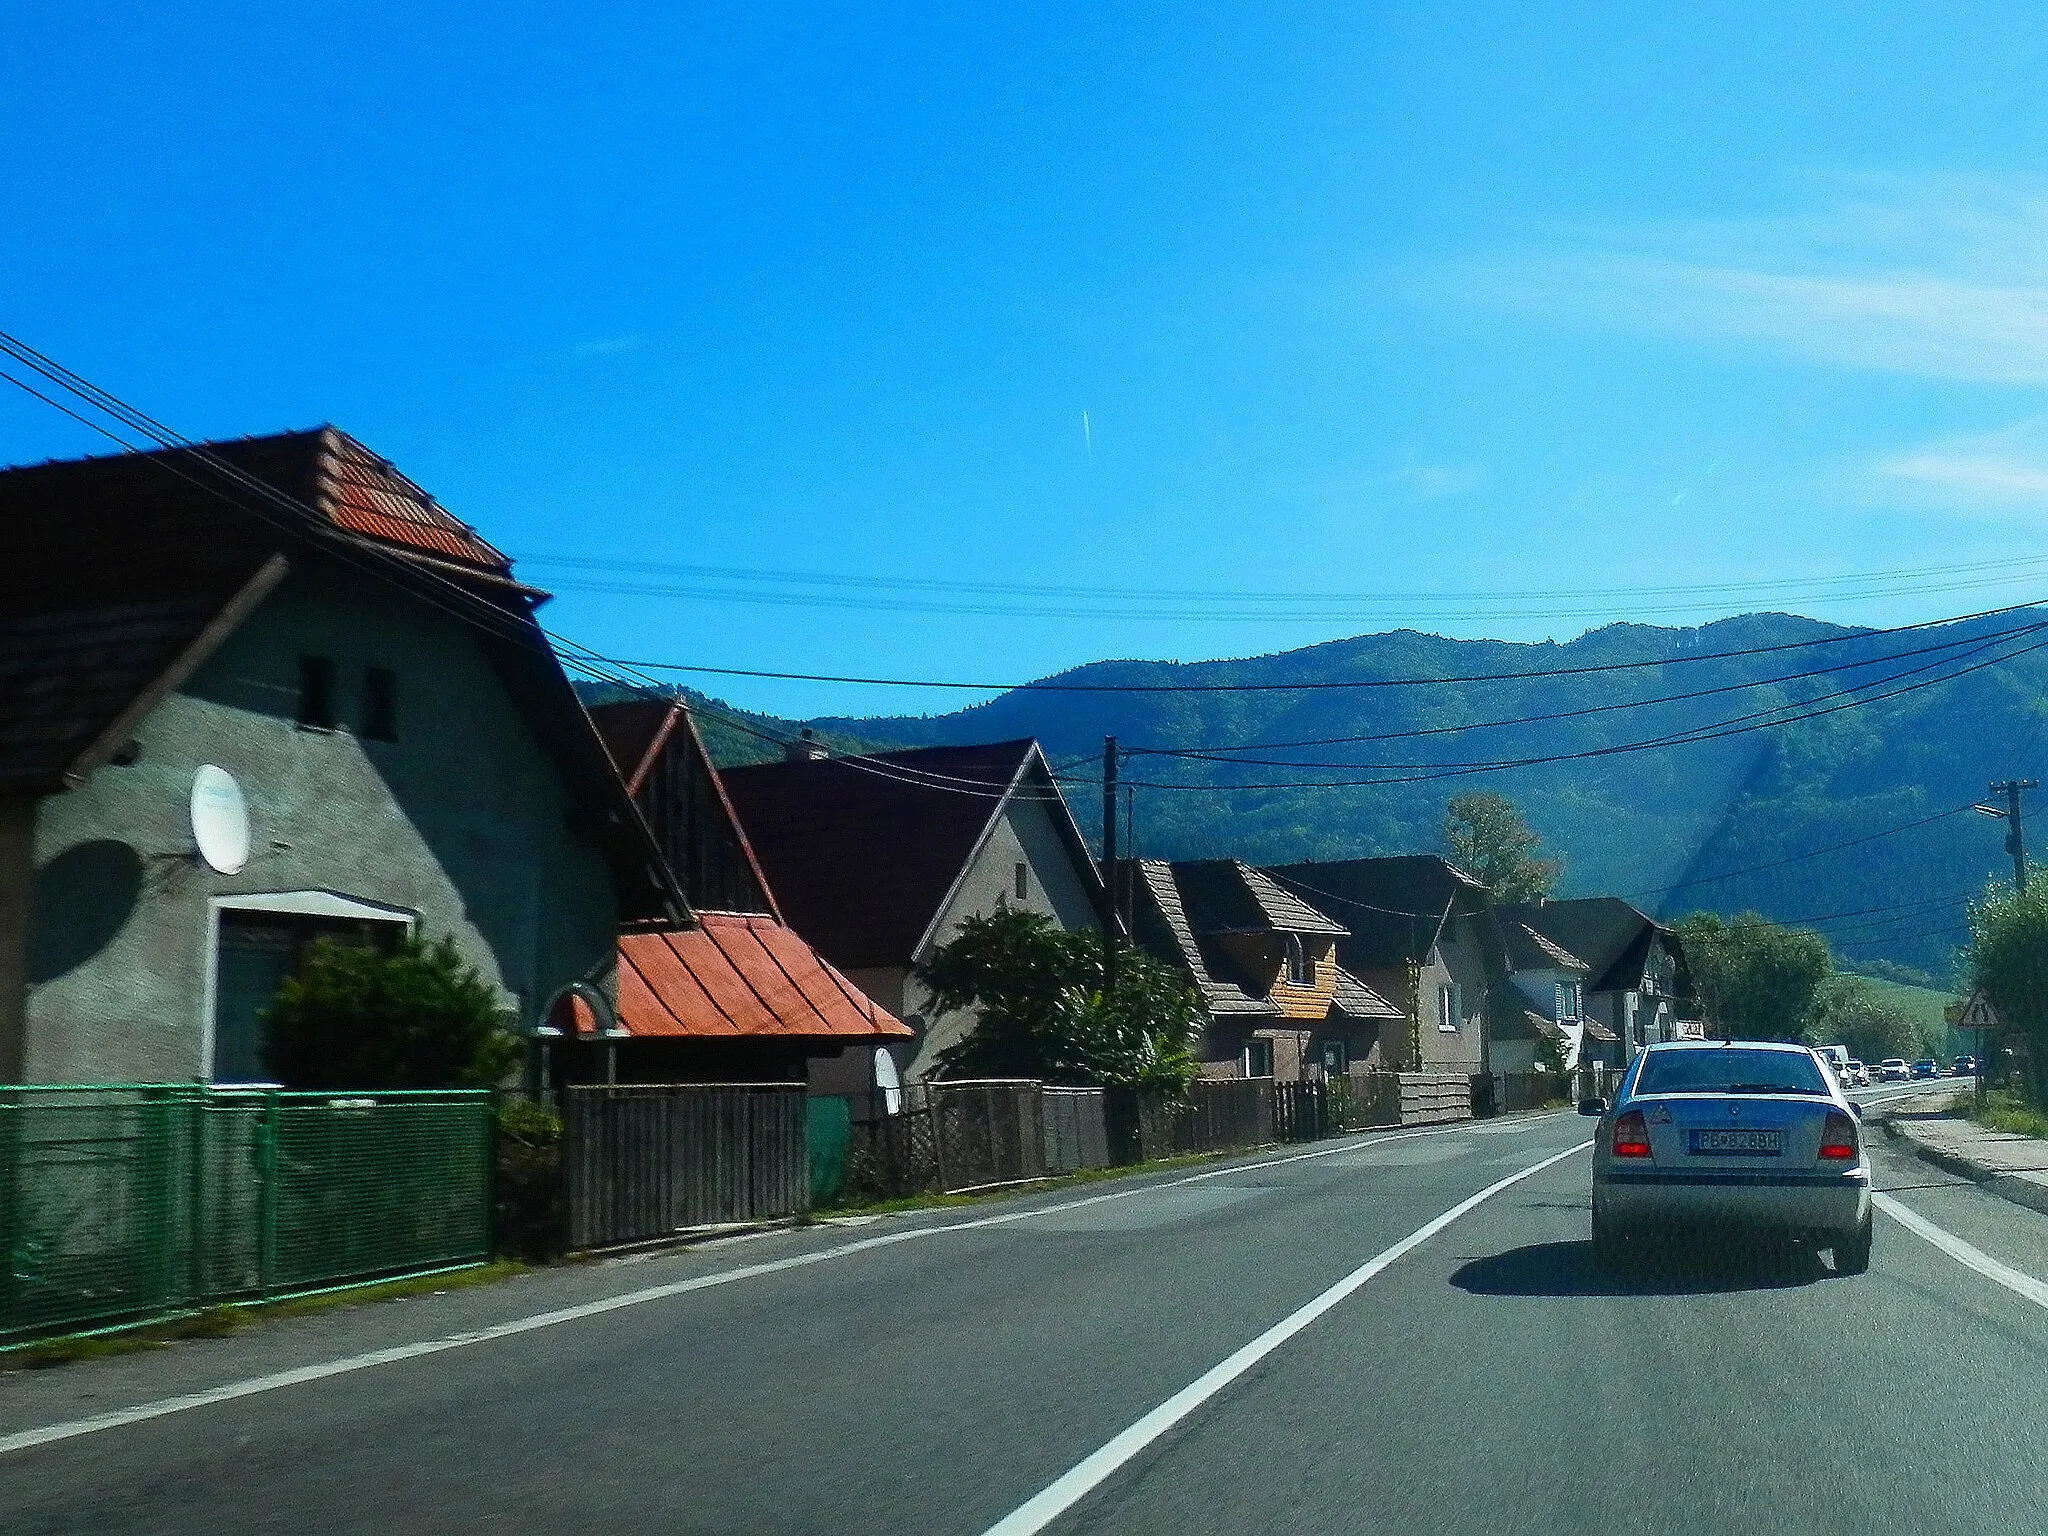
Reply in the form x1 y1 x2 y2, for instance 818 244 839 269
1635 1048 1829 1097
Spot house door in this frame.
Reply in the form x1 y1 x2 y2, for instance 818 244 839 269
211 910 405 1083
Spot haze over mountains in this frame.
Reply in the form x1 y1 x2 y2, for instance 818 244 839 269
655 608 2048 980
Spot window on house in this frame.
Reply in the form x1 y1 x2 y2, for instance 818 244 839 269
1438 982 1462 1032
1243 1038 1274 1078
296 655 337 730
361 666 398 741
1284 933 1313 986
1015 862 1029 900
1320 1038 1348 1076
1557 980 1582 1019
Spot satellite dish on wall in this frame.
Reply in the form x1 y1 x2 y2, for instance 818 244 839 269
874 1048 903 1116
190 765 251 875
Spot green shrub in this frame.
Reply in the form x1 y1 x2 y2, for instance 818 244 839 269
263 934 520 1090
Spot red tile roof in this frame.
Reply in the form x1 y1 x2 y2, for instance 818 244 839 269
312 429 512 574
616 912 910 1040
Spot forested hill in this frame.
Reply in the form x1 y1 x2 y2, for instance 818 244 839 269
647 608 2048 979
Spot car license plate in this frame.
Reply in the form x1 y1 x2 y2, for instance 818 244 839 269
1690 1129 1781 1156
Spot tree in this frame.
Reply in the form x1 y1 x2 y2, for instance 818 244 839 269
1967 881 2048 1105
1675 911 1833 1042
1807 979 1918 1066
263 934 521 1090
913 910 1202 1090
1441 792 1562 902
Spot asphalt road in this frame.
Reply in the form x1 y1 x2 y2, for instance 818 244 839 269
3 1080 2043 1535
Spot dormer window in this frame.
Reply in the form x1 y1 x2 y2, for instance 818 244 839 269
1285 933 1313 986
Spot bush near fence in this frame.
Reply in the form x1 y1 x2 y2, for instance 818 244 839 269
0 1085 493 1346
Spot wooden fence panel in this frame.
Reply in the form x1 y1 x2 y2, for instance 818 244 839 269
1041 1088 1110 1174
563 1085 806 1251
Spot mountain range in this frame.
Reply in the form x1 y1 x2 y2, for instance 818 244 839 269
606 607 2048 981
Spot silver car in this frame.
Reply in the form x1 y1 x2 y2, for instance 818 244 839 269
1582 1040 1873 1273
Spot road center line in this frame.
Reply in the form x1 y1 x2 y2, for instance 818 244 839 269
978 1140 1594 1536
1873 1192 2048 1310
0 1113 1566 1459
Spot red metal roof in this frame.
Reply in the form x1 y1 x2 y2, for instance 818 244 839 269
616 913 911 1040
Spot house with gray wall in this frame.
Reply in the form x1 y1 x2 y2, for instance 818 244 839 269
0 429 681 1085
1506 897 1693 1063
1265 856 1511 1075
720 738 1111 1093
1494 918 1602 1073
1125 859 1401 1081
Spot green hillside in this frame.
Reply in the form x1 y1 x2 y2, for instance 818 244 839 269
599 607 2048 975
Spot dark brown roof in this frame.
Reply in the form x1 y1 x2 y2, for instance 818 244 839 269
1265 856 1488 969
589 699 779 919
1171 860 1348 938
1127 860 1279 1017
0 430 680 923
1504 898 1672 994
1331 967 1404 1021
1503 921 1588 974
720 740 1103 969
1127 859 1396 1022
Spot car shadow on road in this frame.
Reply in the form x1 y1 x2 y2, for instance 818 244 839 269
1449 1239 1831 1297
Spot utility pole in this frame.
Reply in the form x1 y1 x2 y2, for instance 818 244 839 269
1102 736 1119 993
1985 779 2038 891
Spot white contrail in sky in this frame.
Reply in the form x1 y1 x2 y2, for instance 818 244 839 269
1082 409 1093 456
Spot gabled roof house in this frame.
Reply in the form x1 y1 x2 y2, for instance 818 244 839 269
1505 897 1694 1061
1126 859 1401 1080
1265 855 1510 1074
720 739 1112 1089
581 699 909 1083
0 429 680 1085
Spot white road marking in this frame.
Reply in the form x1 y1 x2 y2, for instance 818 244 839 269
1874 1192 2048 1311
978 1140 1594 1536
0 1113 1564 1458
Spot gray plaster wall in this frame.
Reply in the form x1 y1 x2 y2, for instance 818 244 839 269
901 789 1101 1081
0 795 31 1079
19 560 621 1084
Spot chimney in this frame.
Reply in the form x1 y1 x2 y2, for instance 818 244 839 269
785 728 829 763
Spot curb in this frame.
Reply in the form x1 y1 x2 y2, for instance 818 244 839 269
1882 1117 2048 1220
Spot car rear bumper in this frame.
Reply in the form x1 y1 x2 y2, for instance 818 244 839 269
1594 1165 1870 1237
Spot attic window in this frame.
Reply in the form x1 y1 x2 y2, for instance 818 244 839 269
296 655 337 730
1285 933 1313 986
361 667 398 742
1015 863 1029 901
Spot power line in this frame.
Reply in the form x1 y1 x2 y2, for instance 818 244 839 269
0 336 1068 811
1142 618 2048 756
1093 627 2048 791
1132 621 2048 773
600 597 2048 696
1629 804 1979 901
517 548 2048 624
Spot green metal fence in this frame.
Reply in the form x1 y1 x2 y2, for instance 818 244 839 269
0 1085 493 1345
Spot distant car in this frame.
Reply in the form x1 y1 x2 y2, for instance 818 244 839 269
1585 1041 1871 1274
1952 1054 1976 1075
1879 1059 1911 1081
1911 1059 1939 1079
1845 1060 1869 1086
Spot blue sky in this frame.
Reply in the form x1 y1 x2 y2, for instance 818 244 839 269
8 2 2048 717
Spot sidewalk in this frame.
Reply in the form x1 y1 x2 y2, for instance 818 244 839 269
1882 1106 2048 1219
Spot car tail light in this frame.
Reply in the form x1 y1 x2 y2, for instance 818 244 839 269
1612 1109 1651 1158
1819 1110 1858 1161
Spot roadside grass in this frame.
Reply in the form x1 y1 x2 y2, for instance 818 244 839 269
1963 1088 2048 1140
3 1259 529 1373
813 1150 1237 1220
